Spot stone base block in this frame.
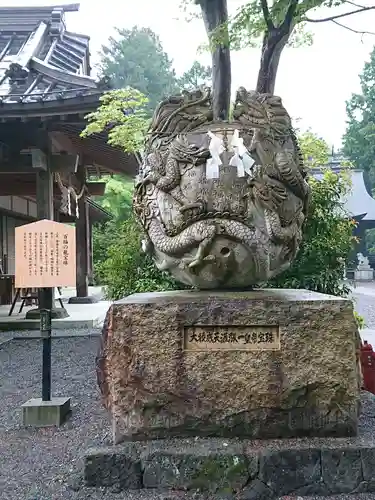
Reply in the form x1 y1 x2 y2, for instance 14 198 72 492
21 397 71 427
68 296 99 304
97 289 361 442
83 433 375 497
25 307 69 320
355 269 374 281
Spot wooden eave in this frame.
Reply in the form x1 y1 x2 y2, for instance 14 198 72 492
50 123 139 177
0 91 102 118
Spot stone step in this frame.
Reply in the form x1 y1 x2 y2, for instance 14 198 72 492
83 437 375 498
77 491 374 500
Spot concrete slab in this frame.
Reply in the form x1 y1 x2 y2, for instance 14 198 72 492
0 298 112 331
349 284 375 297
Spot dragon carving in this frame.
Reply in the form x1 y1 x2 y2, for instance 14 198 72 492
133 87 310 289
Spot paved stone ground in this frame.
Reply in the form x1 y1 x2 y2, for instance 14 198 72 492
352 285 375 329
1 286 375 500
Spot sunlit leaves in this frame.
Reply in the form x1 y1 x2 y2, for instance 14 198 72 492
81 88 149 153
298 129 330 168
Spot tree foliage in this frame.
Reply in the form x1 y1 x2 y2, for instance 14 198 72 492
100 27 178 114
343 45 375 186
90 176 135 284
95 176 134 220
82 88 148 284
178 60 212 90
187 0 375 94
82 88 148 152
298 129 330 168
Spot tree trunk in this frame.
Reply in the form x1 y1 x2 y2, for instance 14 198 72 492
256 31 290 94
196 0 231 120
255 0 298 95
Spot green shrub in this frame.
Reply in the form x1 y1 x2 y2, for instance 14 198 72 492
96 217 178 300
354 311 366 330
268 169 355 297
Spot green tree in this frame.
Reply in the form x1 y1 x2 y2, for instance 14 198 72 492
298 129 330 168
267 130 355 296
90 176 135 284
94 176 134 220
178 60 212 90
100 27 178 113
343 45 375 186
82 87 148 152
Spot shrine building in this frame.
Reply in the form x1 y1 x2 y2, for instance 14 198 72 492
0 4 137 312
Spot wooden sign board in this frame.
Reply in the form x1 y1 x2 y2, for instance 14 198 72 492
15 220 76 288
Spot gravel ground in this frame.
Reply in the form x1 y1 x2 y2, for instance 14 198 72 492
0 333 114 500
1 328 375 500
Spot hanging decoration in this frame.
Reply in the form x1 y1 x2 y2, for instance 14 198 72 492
205 131 224 179
55 172 85 218
229 129 255 178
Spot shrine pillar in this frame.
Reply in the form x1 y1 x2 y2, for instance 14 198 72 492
68 162 98 304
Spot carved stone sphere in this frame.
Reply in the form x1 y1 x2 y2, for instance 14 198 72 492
133 89 310 290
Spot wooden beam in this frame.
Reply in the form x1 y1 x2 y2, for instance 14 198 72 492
50 153 79 172
0 177 106 196
0 164 33 174
49 130 139 176
14 21 48 69
15 151 79 173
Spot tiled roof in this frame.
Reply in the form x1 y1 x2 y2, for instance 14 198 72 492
0 4 102 107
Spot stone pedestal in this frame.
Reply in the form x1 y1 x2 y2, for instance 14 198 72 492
97 290 361 443
21 397 71 427
68 295 98 305
25 307 69 320
355 268 374 281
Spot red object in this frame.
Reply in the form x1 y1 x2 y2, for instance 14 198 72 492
361 341 375 394
363 340 373 350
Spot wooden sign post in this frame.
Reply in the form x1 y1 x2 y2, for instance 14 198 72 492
15 220 76 426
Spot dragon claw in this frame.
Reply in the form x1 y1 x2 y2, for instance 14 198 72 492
181 254 215 270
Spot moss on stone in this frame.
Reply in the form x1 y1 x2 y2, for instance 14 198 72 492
189 455 249 492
